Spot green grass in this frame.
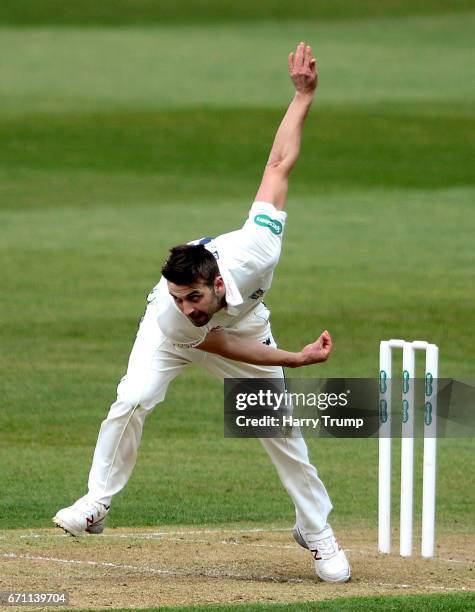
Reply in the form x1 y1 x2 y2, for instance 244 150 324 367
1 0 473 26
1 105 473 189
76 592 475 611
1 15 473 116
0 0 473 552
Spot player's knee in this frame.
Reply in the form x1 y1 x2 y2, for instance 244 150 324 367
115 376 165 412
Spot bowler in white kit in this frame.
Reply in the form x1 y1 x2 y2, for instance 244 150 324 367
54 42 351 583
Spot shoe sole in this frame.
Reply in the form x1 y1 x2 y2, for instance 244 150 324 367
52 515 83 537
316 570 352 584
85 524 105 534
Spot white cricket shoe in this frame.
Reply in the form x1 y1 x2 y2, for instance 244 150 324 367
292 523 351 583
53 495 110 537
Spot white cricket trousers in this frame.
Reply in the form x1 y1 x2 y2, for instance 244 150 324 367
87 300 333 534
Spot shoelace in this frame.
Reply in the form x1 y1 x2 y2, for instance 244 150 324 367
309 535 340 561
74 499 108 520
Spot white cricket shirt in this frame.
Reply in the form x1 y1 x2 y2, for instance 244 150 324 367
149 201 287 349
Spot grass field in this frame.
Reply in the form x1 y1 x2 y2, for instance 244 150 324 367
78 592 475 611
0 1 474 609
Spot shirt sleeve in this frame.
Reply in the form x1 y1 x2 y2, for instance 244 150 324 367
239 201 287 267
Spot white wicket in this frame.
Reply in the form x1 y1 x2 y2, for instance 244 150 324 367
378 339 439 558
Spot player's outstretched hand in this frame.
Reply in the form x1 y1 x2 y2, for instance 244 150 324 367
288 41 318 95
297 330 333 366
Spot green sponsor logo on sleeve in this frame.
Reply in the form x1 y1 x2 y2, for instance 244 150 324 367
253 214 283 235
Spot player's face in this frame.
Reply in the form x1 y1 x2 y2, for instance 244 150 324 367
167 277 226 326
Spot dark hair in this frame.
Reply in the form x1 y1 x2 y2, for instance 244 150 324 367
161 244 219 287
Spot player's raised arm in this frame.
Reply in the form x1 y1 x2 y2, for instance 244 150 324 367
255 42 318 211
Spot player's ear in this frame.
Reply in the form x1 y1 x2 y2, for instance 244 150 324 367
214 275 225 293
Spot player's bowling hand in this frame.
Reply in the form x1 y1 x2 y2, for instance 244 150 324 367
288 42 318 95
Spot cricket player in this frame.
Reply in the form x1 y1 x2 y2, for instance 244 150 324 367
54 42 351 583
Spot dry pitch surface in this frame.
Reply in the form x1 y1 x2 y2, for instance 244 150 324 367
1 526 473 609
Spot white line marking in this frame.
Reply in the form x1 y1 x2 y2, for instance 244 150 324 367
2 552 176 576
17 527 290 539
13 533 302 551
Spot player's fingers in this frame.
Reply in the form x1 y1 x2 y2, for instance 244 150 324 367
316 334 325 349
304 44 312 68
295 41 305 66
288 52 294 73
